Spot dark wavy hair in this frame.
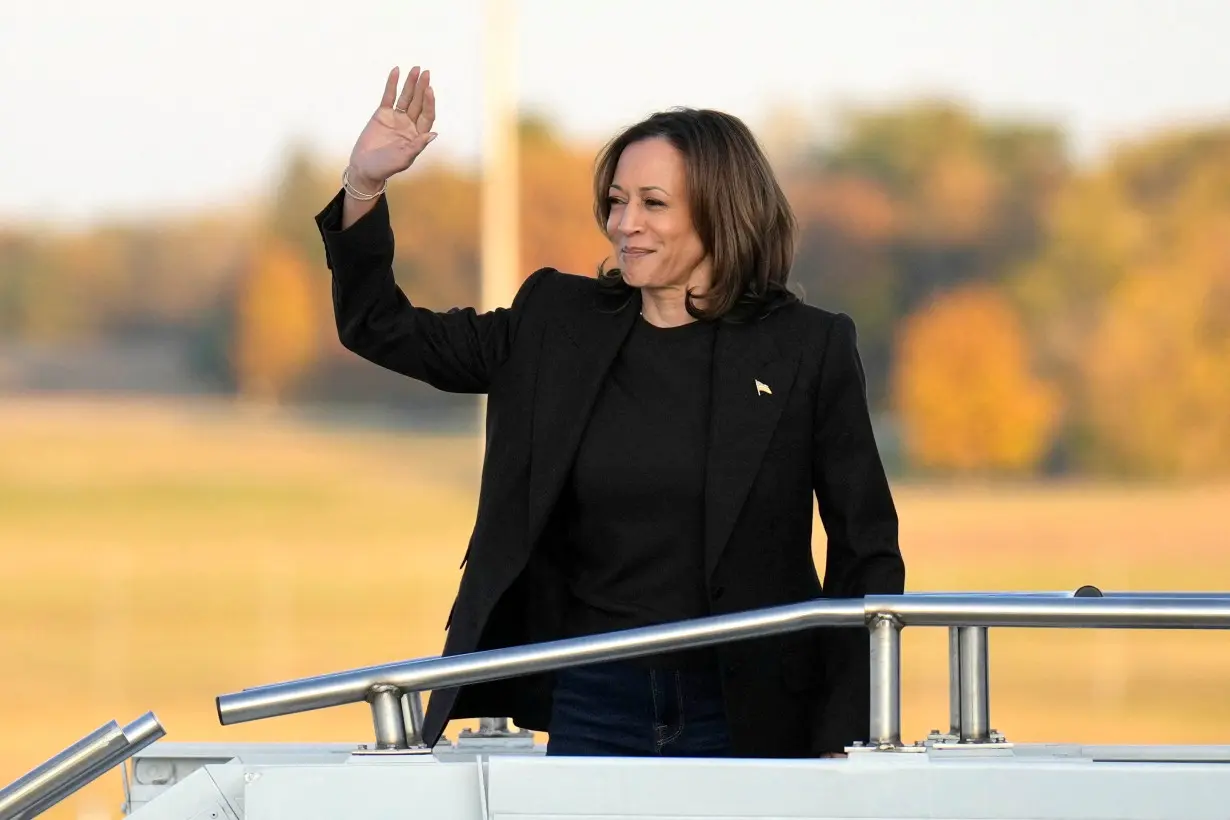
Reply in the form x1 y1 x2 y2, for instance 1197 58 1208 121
593 107 800 322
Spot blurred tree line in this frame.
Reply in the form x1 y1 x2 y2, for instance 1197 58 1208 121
1 101 1227 478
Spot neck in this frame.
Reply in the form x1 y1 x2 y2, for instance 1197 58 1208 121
639 265 713 327
640 287 696 327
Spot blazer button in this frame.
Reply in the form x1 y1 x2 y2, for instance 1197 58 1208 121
710 586 726 601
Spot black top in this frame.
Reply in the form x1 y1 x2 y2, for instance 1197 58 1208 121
557 315 717 665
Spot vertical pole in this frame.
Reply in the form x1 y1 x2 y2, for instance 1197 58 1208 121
461 0 520 741
477 0 521 446
368 685 408 750
868 614 902 749
401 691 427 747
957 626 990 742
480 0 520 315
948 626 961 737
479 717 511 735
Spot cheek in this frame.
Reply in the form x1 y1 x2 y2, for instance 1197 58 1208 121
676 229 705 263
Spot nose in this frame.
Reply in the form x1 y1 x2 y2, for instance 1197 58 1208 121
613 201 643 236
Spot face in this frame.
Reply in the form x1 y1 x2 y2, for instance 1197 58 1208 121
606 137 710 294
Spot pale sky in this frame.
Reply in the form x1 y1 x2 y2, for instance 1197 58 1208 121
2 0 1227 227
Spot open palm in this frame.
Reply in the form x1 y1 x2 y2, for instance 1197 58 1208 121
348 66 437 188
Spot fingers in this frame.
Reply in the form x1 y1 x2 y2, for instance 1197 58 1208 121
419 83 436 133
395 66 422 112
405 131 439 165
405 68 430 123
380 66 399 109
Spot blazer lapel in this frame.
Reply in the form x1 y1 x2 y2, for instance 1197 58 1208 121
703 319 801 577
527 288 641 546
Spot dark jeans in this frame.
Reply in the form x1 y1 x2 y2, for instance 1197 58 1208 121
546 659 734 757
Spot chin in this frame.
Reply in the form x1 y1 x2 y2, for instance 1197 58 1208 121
616 267 652 289
618 261 672 291
619 272 649 289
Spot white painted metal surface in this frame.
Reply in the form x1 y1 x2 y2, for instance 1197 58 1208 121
9 591 1230 819
120 738 1230 820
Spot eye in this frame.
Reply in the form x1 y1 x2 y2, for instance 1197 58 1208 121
644 198 665 209
606 195 626 207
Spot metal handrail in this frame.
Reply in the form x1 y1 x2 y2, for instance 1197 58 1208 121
868 593 1230 628
216 591 1230 733
0 712 164 819
217 597 867 727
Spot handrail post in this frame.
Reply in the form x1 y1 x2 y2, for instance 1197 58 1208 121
402 691 426 747
947 627 961 737
957 626 991 742
479 717 511 734
455 715 536 749
868 613 903 749
367 685 409 750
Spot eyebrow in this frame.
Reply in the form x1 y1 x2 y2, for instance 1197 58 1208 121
609 183 671 196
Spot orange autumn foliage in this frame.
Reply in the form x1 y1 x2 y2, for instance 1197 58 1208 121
1083 219 1230 477
891 284 1061 474
231 239 321 403
517 120 610 277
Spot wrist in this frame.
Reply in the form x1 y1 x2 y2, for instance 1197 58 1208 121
344 166 386 198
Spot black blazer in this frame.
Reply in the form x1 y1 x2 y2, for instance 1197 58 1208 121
315 190 905 757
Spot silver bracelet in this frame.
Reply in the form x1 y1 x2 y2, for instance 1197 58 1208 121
342 166 387 201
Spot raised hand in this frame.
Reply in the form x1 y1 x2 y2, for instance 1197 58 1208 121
346 65 438 194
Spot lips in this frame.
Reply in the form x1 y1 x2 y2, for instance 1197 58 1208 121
621 248 654 259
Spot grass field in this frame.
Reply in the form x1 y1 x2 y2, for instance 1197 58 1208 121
3 395 1230 819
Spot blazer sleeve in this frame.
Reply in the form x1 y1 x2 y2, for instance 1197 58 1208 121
810 312 906 755
314 189 548 394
